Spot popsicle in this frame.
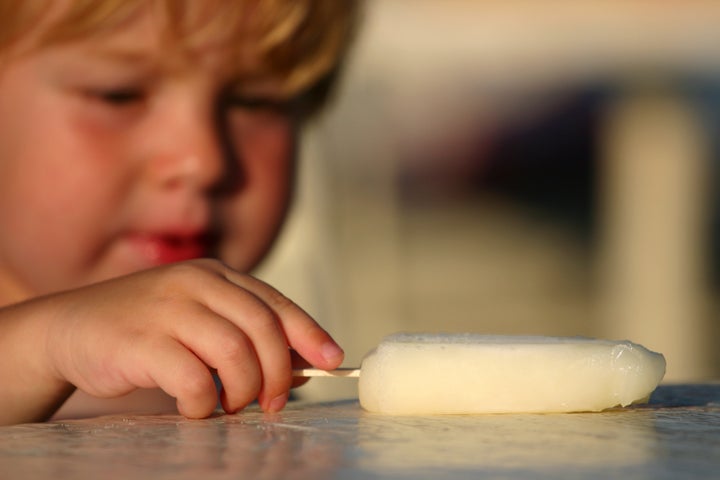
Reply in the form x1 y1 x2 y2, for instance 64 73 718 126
295 333 666 415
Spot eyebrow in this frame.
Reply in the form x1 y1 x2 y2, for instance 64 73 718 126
73 42 290 96
81 45 157 65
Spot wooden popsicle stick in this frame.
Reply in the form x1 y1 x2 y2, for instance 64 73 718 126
292 368 361 378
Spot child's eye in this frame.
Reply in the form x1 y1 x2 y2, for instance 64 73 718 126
86 88 145 106
225 95 294 116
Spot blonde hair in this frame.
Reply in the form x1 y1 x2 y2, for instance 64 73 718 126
0 0 360 114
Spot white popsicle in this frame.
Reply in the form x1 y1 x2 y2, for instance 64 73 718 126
356 333 666 415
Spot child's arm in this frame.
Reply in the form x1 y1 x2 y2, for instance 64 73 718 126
0 259 344 425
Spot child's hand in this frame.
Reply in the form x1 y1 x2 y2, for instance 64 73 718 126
36 259 343 419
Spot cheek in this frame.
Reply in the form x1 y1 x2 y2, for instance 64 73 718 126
0 87 105 237
0 86 135 293
247 123 295 209
221 118 296 271
0 146 115 296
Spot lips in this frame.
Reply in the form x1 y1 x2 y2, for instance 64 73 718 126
128 232 211 265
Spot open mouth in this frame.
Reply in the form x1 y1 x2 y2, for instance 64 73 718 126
130 233 214 265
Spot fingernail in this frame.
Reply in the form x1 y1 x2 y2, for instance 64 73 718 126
321 342 344 363
268 393 288 413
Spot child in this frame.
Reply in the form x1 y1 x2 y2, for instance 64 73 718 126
0 0 359 425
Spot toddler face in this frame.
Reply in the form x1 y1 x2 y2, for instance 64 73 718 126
0 5 296 302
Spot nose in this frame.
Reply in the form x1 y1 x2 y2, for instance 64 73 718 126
144 105 226 192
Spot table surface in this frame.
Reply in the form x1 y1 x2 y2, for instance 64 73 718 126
0 384 718 479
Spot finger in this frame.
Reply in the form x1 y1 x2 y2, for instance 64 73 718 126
222 271 345 370
201 273 296 411
171 304 263 414
138 336 218 419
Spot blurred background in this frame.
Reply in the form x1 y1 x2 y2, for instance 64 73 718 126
257 0 720 400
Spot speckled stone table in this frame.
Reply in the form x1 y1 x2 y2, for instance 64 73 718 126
0 384 718 479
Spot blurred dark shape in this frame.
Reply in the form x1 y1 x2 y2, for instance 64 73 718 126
477 87 609 245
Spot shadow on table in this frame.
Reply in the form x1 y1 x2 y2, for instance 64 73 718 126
647 383 720 408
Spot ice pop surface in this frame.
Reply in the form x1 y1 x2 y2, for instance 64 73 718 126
358 334 666 415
